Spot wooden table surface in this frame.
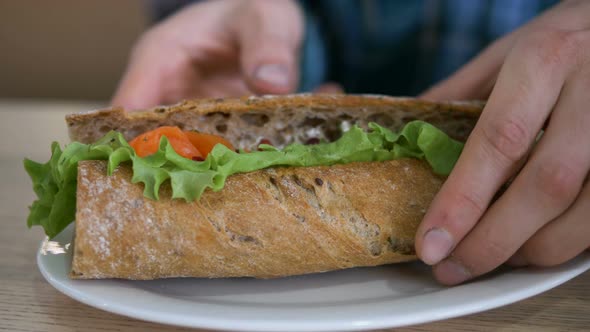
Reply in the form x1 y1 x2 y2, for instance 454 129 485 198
1 99 588 332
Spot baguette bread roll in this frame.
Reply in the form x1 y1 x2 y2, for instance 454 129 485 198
68 94 484 279
72 159 442 279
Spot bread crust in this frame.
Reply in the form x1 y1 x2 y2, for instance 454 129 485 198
66 94 482 149
72 159 443 279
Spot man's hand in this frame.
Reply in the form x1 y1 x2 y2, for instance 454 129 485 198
418 0 590 285
111 0 303 110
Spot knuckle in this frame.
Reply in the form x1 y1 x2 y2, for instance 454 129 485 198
519 29 580 70
455 190 487 218
481 117 531 164
534 161 580 207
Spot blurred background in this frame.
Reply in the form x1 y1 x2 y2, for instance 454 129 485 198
0 0 150 101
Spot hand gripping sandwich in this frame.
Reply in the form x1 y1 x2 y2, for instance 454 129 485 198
25 94 482 279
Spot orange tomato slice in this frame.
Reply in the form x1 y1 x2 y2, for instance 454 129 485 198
129 126 202 160
184 131 235 157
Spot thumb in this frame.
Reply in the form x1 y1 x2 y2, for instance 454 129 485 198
234 0 304 95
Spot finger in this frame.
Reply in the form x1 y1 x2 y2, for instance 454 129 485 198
421 0 590 102
190 58 252 98
111 32 196 110
313 82 344 94
511 181 590 267
433 47 590 285
511 74 590 269
189 75 252 99
415 30 577 267
233 0 304 94
505 253 529 267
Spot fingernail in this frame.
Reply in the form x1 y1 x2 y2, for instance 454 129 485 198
435 259 471 285
421 228 454 265
254 64 290 87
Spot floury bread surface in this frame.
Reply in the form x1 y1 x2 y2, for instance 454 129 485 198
72 159 443 279
66 94 482 150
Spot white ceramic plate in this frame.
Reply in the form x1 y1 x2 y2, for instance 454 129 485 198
38 225 590 331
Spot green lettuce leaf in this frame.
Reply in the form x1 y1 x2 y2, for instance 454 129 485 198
24 120 463 238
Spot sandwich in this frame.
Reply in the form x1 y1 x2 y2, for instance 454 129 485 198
25 94 482 279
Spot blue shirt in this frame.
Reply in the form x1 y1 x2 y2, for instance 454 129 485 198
151 0 559 95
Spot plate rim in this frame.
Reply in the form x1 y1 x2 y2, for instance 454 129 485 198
37 227 590 332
